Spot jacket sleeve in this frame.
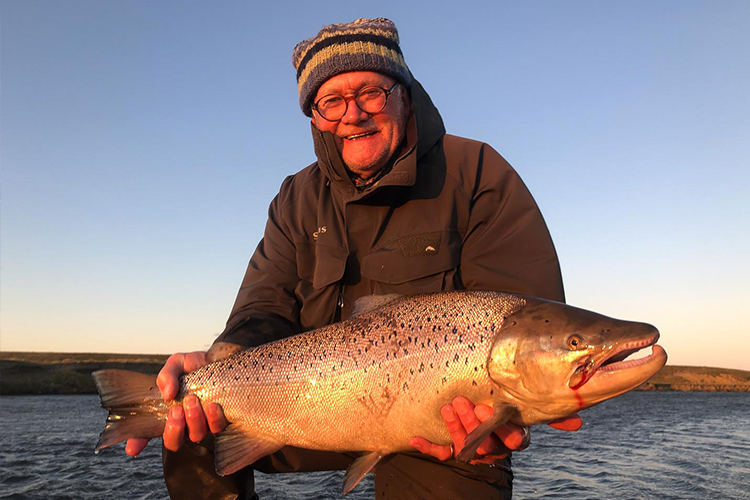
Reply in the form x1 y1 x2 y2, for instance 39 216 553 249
460 144 565 302
214 182 301 348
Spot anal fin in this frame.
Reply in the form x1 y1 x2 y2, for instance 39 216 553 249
214 423 283 476
456 404 515 463
342 451 386 495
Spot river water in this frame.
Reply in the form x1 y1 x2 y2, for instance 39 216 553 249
0 392 748 499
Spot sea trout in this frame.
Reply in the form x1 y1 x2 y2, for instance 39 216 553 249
93 291 667 494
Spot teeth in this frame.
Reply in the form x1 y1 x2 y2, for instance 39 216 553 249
346 132 374 140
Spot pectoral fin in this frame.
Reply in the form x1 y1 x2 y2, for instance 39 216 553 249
214 423 283 476
342 451 386 495
456 404 515 463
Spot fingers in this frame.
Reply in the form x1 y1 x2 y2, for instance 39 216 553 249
451 397 499 456
157 353 186 402
205 402 229 434
409 437 453 461
473 404 526 451
125 438 149 457
157 351 208 401
183 395 209 443
163 406 186 452
548 414 583 431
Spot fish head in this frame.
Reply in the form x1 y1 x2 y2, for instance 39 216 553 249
487 298 667 420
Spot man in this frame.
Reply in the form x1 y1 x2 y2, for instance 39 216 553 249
127 18 580 499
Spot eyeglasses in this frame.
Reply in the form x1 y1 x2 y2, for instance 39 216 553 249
312 83 400 122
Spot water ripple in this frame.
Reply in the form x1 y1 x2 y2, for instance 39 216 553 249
1 393 749 499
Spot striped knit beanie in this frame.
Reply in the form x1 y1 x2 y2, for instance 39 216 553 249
292 18 412 117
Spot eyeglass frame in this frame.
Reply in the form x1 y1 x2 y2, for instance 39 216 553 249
311 83 401 122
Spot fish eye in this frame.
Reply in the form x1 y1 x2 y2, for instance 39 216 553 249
567 335 583 350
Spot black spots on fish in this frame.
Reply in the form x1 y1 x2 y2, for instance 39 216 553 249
269 366 273 373
479 335 485 344
472 380 478 386
452 326 458 334
445 360 450 368
402 382 409 392
441 376 447 385
418 362 425 373
491 323 497 331
286 375 290 382
490 389 494 395
444 334 448 343
427 338 431 346
430 362 434 369
453 353 460 363
410 368 414 375
403 348 409 355
234 375 239 381
293 365 297 371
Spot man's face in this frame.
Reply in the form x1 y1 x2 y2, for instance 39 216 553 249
312 71 410 179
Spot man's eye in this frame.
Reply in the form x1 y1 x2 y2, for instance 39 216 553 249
319 96 344 109
359 89 382 101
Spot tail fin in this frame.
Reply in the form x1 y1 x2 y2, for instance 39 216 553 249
92 369 169 451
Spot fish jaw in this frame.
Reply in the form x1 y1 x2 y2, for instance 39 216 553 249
573 341 667 407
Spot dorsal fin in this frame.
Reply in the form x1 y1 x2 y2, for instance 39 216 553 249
351 294 402 318
207 342 245 363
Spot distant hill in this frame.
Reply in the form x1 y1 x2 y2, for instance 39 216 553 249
638 365 750 392
1 351 749 395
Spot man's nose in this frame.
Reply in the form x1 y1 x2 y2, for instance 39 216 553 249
339 99 369 125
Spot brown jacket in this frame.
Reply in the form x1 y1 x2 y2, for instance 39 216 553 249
215 79 563 349
165 79 564 500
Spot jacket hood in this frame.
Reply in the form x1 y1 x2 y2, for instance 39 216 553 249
311 77 446 195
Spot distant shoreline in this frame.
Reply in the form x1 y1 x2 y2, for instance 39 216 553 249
2 351 749 395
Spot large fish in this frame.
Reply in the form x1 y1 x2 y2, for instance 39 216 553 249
93 291 667 494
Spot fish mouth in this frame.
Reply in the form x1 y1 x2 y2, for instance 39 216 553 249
571 331 667 400
569 331 666 390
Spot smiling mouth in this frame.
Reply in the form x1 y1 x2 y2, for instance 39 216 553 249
345 131 377 141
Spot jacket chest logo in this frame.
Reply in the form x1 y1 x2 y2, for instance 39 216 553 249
313 226 327 240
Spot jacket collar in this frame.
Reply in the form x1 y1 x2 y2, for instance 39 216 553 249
311 77 446 200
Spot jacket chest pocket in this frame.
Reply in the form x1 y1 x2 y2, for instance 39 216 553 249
295 243 348 290
360 231 463 291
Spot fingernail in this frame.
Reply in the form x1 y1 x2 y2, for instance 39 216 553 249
453 398 468 413
171 405 183 419
184 395 197 409
475 405 492 420
441 405 456 422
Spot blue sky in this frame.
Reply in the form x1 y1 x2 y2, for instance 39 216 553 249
2 1 749 370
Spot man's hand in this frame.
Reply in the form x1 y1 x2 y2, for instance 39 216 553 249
124 351 229 457
409 396 582 464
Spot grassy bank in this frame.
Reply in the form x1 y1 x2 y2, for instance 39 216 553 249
2 351 749 395
0 352 168 395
